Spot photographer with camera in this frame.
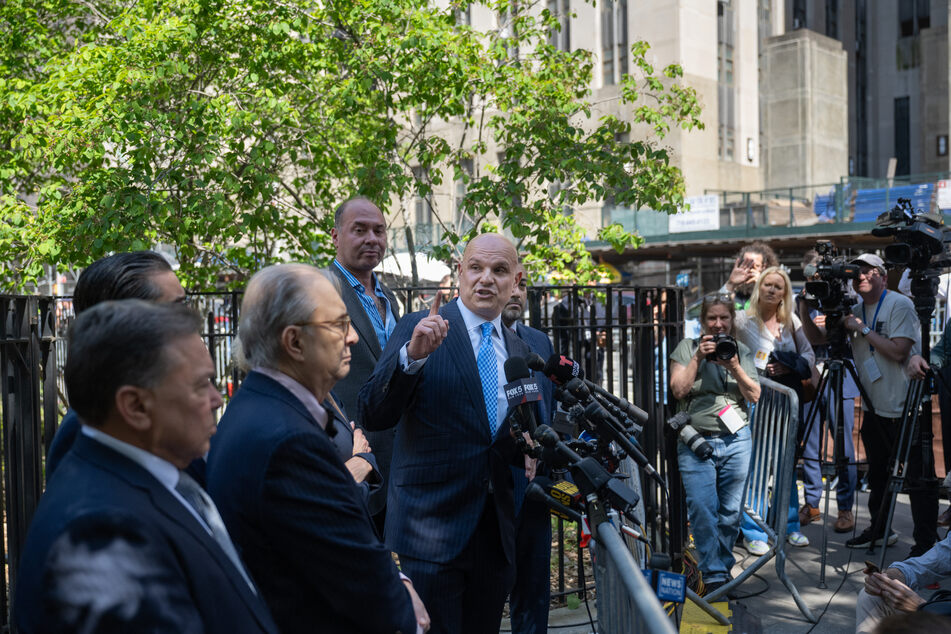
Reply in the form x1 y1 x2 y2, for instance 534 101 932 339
796 250 860 534
842 254 936 557
670 295 760 594
734 266 816 553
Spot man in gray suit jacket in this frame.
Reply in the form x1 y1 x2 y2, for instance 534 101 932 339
329 197 401 533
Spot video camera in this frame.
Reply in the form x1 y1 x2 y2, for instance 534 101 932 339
803 240 859 317
872 198 951 272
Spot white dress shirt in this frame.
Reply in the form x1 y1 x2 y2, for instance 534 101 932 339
400 299 509 434
81 425 213 535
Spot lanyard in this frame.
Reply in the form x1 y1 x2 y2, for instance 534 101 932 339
861 289 887 353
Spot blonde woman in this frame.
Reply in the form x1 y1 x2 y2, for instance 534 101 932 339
735 266 816 553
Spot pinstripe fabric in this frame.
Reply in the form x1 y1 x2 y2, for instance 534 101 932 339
206 372 416 634
358 299 532 566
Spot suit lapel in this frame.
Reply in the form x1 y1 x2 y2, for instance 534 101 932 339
331 265 383 359
442 301 491 434
74 436 274 630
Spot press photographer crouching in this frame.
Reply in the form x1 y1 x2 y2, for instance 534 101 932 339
670 295 761 595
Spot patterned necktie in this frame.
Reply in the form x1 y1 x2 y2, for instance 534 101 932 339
478 321 499 437
175 471 257 594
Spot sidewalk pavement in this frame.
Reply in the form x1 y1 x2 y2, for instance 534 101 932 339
501 486 951 633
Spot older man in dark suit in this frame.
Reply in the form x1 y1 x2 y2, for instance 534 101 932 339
14 301 277 634
206 264 428 634
501 265 556 634
359 233 538 634
329 196 401 532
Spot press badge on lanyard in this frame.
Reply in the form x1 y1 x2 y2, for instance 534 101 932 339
861 290 887 383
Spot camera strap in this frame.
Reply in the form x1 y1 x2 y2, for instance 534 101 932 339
860 289 887 353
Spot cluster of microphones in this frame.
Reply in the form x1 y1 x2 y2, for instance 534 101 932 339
502 352 684 542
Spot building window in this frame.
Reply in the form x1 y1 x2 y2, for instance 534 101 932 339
894 96 910 177
412 166 433 246
717 1 735 161
548 180 573 216
899 0 930 37
937 135 948 157
792 0 806 29
825 0 838 39
601 0 627 85
498 2 520 60
454 4 470 26
547 0 571 51
454 159 474 232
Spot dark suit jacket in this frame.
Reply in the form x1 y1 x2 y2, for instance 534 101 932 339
45 409 80 478
512 321 556 513
329 263 401 516
325 393 382 506
358 299 534 564
205 371 416 634
14 434 277 634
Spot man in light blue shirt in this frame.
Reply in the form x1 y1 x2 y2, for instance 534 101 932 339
856 533 951 632
329 196 401 532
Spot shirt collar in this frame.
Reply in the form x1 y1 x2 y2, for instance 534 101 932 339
254 367 329 429
333 259 381 295
456 298 504 340
81 425 180 490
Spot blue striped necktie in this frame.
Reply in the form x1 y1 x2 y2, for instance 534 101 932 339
477 322 499 436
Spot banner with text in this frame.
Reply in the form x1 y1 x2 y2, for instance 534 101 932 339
669 195 720 233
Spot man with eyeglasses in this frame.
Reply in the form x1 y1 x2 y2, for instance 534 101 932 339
328 196 401 535
206 264 429 634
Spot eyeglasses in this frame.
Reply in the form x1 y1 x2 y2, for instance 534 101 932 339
703 293 734 304
294 316 352 337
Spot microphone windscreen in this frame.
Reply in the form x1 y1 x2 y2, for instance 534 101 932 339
504 356 531 383
542 354 585 385
525 352 545 371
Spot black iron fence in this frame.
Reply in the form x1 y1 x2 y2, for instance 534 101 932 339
0 284 683 624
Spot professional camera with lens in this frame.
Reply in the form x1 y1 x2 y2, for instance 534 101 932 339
706 333 738 362
667 412 713 460
872 198 951 272
802 240 859 317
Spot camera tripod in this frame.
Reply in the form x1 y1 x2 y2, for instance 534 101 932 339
869 269 945 569
798 329 872 588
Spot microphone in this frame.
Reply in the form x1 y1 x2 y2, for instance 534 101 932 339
525 352 546 372
541 354 648 425
526 475 584 523
503 356 543 437
582 401 666 490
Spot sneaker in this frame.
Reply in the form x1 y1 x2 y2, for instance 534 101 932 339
743 538 769 556
846 527 898 549
938 507 951 527
787 531 810 547
834 510 855 533
799 503 820 526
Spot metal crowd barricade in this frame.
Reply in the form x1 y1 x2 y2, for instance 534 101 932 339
591 457 676 634
705 377 816 623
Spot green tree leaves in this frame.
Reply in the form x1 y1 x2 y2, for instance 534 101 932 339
0 0 701 289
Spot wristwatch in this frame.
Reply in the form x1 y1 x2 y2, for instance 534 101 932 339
861 326 872 336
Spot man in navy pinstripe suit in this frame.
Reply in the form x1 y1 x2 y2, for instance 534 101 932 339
502 266 555 634
360 234 538 634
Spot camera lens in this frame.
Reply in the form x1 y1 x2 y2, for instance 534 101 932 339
679 425 714 460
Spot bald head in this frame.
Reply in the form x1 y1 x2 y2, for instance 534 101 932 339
458 233 521 321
